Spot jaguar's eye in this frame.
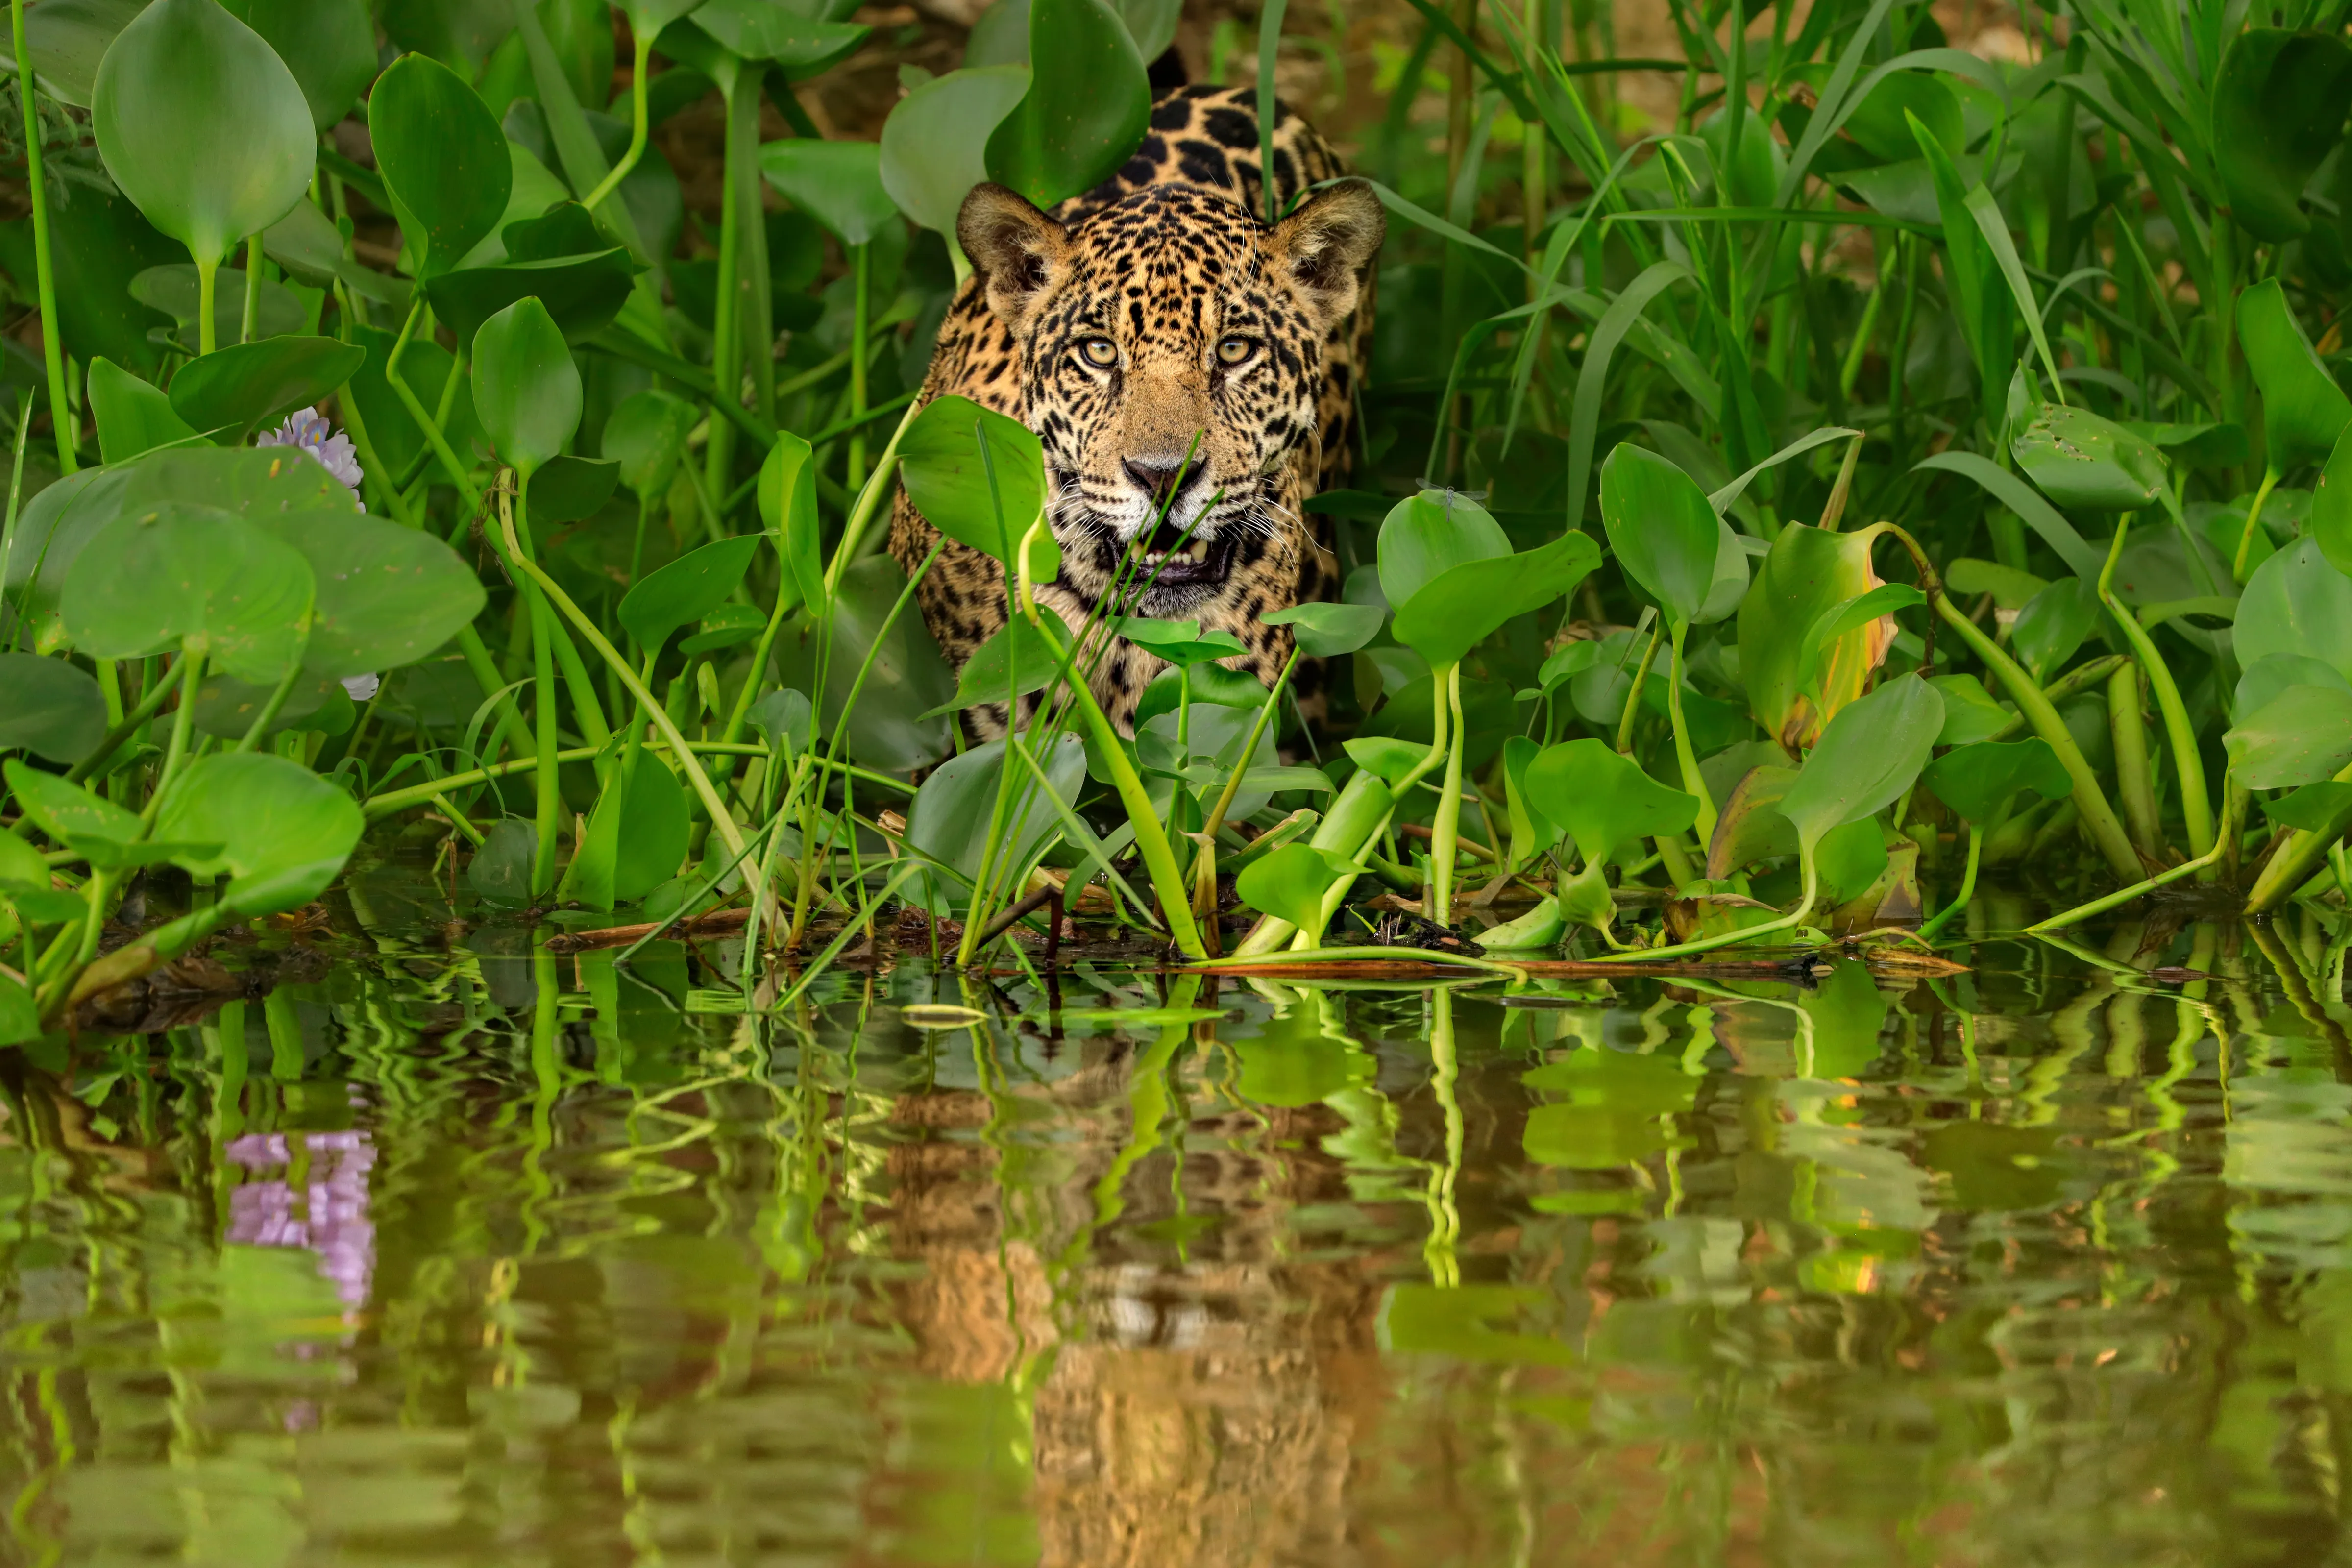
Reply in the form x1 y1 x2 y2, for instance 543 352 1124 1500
1216 335 1256 367
1078 337 1118 368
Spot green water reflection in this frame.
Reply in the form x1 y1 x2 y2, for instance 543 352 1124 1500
6 895 2352 1565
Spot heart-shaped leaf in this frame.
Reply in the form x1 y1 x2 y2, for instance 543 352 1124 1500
2011 401 2168 512
899 393 1047 562
904 734 1085 917
1389 532 1601 670
1778 673 1944 854
0 0 147 109
1111 617 1250 670
425 249 638 348
2238 278 2352 473
220 0 377 132
2213 29 2352 244
528 455 621 524
0 654 109 764
1736 522 1895 749
154 752 364 915
1260 601 1385 658
6 759 152 865
2268 779 2352 832
982 0 1149 211
472 296 581 477
1922 737 2071 823
619 534 763 657
1520 737 1699 870
89 356 199 461
924 612 1071 718
2236 538 2352 682
2009 576 2100 684
1600 443 1718 626
168 335 367 440
93 0 314 269
559 749 691 910
1235 842 1367 932
60 501 314 681
880 65 1033 235
246 509 488 679
668 0 870 75
760 139 898 247
1376 489 1511 610
602 388 698 501
2226 685 2352 788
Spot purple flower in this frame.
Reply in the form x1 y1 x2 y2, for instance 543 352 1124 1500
257 406 364 503
226 1128 377 1309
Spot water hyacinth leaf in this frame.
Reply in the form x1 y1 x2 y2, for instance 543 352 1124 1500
1913 450 2103 579
246 510 488 679
2268 780 2352 832
1929 672 2012 745
2234 653 2349 721
1521 737 1699 869
619 535 763 657
129 263 307 351
220 0 377 132
1704 763 1800 877
61 503 314 681
167 336 367 441
2238 279 2352 472
905 734 1085 917
925 612 1071 719
2235 539 2352 683
776 555 955 774
1135 662 1264 729
0 832 50 891
677 603 765 655
748 688 813 754
1390 532 1601 671
603 388 697 500
2131 421 2250 472
4 760 147 859
1376 489 1510 609
467 818 537 905
898 394 1047 561
671 0 870 76
1261 601 1385 658
1923 737 2071 823
343 325 478 480
1778 674 1944 853
190 665 343 738
2009 576 2100 684
1341 735 1425 788
156 752 364 915
0 0 147 109
1797 582 1923 697
528 455 621 524
1944 556 2048 608
426 249 637 348
2227 685 2352 788
562 752 691 910
757 433 825 613
2010 402 2168 513
760 139 898 247
92 0 315 270
1813 816 1888 905
2315 425 2352 578
0 654 108 763
471 297 581 476
1600 443 1719 626
2212 30 2352 244
982 0 1148 211
1692 517 1751 625
1112 617 1249 670
1736 522 1895 751
88 356 198 462
1236 843 1369 932
879 65 1033 237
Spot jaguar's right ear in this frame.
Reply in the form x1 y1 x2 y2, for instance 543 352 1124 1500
958 183 1072 339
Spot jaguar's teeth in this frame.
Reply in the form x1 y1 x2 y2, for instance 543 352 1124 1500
1183 537 1210 562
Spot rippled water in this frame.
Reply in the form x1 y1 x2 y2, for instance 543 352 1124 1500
6 876 2352 1566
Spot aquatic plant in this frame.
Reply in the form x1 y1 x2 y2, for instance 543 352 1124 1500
2 0 2352 1031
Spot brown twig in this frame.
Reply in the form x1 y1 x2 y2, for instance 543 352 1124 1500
543 905 752 953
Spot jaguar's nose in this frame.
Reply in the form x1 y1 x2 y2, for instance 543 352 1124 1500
1121 453 1207 504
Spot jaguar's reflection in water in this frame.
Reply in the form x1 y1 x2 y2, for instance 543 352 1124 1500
0 915 2347 1568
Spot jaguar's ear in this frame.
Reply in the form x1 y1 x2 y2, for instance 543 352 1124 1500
958 182 1072 339
1269 178 1385 331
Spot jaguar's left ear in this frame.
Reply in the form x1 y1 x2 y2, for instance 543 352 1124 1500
1268 179 1385 331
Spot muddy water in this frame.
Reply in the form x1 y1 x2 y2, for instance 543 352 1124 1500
3 884 2352 1566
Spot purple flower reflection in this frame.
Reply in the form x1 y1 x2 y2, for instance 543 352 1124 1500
225 1130 376 1309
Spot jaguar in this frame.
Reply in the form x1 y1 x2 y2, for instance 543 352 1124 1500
886 81 1383 737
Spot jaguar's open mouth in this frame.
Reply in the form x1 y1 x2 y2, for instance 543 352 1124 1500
1127 517 1237 589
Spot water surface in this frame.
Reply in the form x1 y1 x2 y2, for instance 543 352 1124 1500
5 878 2352 1566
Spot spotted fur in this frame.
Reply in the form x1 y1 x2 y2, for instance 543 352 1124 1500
887 83 1383 737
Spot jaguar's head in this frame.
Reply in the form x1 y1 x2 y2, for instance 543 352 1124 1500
957 177 1383 616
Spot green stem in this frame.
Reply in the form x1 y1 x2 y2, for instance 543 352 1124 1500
1190 944 1530 981
1665 619 1716 841
2108 658 2160 863
1614 617 1661 755
579 32 652 214
823 397 922 594
2246 754 2352 914
361 740 905 818
240 234 263 346
2231 465 2280 584
2096 514 2214 868
63 672 184 784
197 257 219 359
847 243 871 490
233 617 313 753
1916 822 1981 943
138 650 206 827
10 0 74 474
1427 663 1466 924
1588 846 1816 964
2028 775 2239 933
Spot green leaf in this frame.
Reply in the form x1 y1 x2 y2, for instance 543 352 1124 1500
343 324 478 480
2315 424 2352 578
1236 842 1368 932
760 139 898 248
1796 582 1923 699
130 263 306 352
2268 780 2352 833
1111 616 1249 670
774 556 955 774
898 393 1047 562
466 818 537 905
1704 762 1800 876
981 0 1148 211
1341 735 1428 788
1929 672 2011 745
1914 449 2103 579
905 734 1086 918
668 0 870 75
1520 737 1699 869
879 65 1033 237
2236 539 2352 683
245 509 487 679
1376 489 1510 609
619 535 763 658
92 0 315 269
1944 556 2049 609
2010 401 2169 512
924 612 1071 719
560 749 690 910
2238 278 2352 473
220 0 377 132
757 432 825 614
527 454 620 524
2009 576 2100 684
89 356 198 462
1259 601 1385 658
2226 684 2352 789
1735 522 1889 748
168 335 368 441
0 0 147 109
1962 184 2066 401
0 832 51 891
1813 815 1889 905
60 502 314 682
154 752 364 915
1923 737 2071 823
2212 29 2352 244
0 654 109 764
4 759 150 863
602 388 697 500
425 248 638 349
2234 653 2347 721
1390 532 1601 670
1600 443 1718 627
1777 673 1944 853
471 296 581 477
